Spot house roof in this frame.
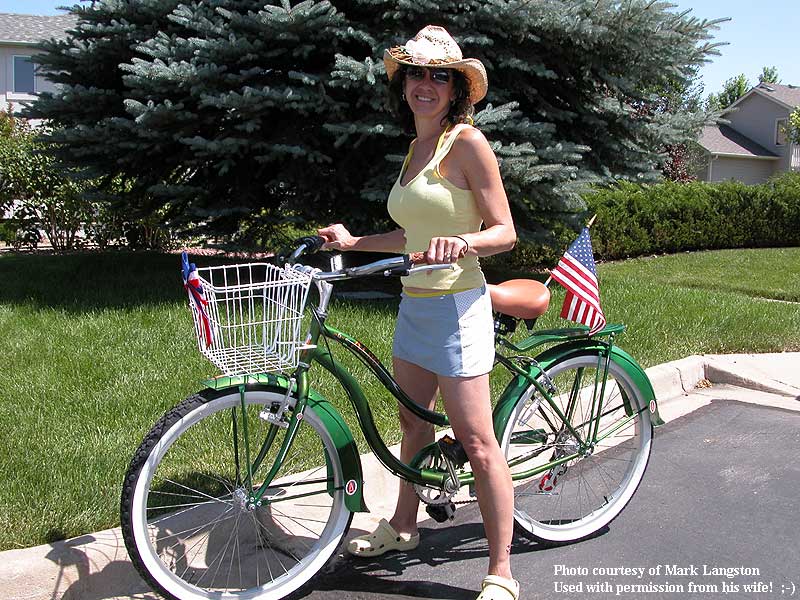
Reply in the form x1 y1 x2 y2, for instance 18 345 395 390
698 124 780 159
0 12 76 45
756 82 800 109
726 82 800 113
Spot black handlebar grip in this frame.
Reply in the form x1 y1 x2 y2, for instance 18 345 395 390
295 235 326 254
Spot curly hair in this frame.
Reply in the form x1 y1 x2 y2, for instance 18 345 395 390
387 67 475 134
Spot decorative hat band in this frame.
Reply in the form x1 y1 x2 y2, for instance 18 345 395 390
383 25 488 104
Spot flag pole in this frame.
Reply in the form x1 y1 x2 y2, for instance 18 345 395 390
543 214 597 288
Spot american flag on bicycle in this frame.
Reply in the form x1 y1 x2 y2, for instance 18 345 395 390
550 227 606 335
182 252 214 348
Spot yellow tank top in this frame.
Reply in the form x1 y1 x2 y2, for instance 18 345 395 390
387 124 485 291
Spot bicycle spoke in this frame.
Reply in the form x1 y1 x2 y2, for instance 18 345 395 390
503 355 652 543
146 499 225 512
198 510 242 590
153 506 237 549
269 506 326 543
250 510 303 566
124 390 350 598
245 510 287 581
146 493 235 527
201 472 238 495
149 489 215 501
175 510 236 582
252 516 297 570
162 478 236 507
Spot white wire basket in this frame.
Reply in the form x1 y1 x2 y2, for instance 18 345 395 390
185 262 313 376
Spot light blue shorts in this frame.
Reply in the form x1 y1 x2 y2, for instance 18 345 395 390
392 285 495 377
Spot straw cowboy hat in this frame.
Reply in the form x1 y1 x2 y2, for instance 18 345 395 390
383 25 488 105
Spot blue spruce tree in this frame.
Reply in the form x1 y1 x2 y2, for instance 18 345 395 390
29 0 723 251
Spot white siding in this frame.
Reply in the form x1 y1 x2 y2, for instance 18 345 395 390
0 45 58 115
708 156 777 185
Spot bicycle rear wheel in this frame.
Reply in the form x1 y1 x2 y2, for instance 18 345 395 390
501 353 652 544
121 386 352 600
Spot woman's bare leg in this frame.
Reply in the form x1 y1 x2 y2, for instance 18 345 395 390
389 356 439 535
439 373 514 580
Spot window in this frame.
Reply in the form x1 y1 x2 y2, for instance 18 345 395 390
13 56 36 94
776 118 788 146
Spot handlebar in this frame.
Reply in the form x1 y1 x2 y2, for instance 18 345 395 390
286 235 326 263
287 237 453 281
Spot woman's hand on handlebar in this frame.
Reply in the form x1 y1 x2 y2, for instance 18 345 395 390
424 236 469 265
317 223 357 251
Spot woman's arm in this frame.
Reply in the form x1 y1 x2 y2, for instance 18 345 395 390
424 127 516 264
317 223 406 253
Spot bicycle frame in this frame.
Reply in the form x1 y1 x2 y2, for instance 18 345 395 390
122 247 664 600
199 255 662 514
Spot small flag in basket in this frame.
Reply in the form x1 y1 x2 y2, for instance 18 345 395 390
549 227 606 335
181 252 214 348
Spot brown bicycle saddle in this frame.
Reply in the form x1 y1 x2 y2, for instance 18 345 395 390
487 279 551 320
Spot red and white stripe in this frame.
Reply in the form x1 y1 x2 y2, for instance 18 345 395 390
560 291 605 332
551 252 605 333
551 253 602 310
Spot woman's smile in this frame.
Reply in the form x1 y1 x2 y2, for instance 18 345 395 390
406 82 452 117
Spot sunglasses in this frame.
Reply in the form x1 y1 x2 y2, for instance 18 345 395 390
405 66 452 85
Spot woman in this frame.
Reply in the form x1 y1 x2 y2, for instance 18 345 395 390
318 25 519 600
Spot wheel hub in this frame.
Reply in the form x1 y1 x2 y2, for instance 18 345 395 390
233 487 251 511
555 431 581 458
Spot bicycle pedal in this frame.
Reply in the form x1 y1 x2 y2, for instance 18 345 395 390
425 502 456 523
437 435 468 467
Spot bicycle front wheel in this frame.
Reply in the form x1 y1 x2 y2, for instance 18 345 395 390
501 353 653 544
121 386 352 600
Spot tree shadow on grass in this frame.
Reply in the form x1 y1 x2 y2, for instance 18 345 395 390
0 251 191 311
0 250 406 313
677 280 800 303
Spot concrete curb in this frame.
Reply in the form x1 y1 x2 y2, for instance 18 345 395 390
646 352 800 404
4 352 799 600
645 355 707 401
704 354 800 397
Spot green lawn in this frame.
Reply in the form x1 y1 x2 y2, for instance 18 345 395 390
0 247 798 550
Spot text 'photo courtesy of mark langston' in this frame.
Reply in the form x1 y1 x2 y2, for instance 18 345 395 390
552 564 797 597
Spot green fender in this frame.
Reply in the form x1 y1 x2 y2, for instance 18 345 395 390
203 374 368 513
492 340 664 442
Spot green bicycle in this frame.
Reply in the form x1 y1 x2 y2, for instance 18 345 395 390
120 237 661 600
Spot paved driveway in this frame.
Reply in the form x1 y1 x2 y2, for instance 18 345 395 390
303 399 800 600
5 353 800 600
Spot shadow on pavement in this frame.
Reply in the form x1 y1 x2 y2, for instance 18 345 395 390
306 520 609 599
43 534 157 600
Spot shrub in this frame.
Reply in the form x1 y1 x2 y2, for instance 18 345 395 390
0 114 93 252
487 173 800 272
583 173 800 261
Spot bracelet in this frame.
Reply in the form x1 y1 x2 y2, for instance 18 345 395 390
454 235 470 257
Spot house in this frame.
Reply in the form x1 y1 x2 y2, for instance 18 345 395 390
0 12 76 116
1 12 76 243
697 82 800 184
